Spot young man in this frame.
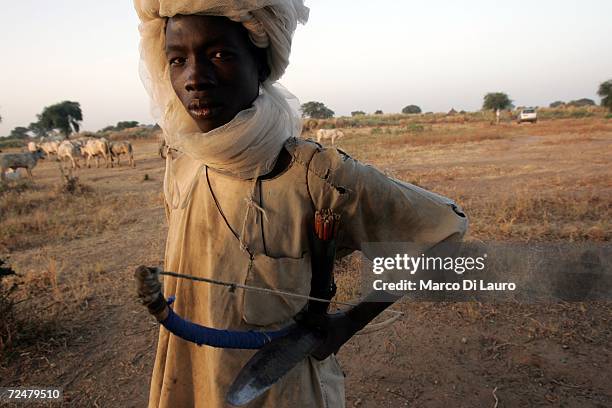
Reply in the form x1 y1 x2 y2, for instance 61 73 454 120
134 1 467 406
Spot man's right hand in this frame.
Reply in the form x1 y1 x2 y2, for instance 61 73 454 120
134 265 169 321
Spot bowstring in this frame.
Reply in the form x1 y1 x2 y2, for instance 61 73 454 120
158 270 404 334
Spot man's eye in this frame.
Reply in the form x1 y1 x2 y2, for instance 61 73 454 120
212 51 232 60
169 57 186 66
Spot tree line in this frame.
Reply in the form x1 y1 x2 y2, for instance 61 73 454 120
300 79 612 119
1 101 84 140
2 78 611 136
1 101 143 140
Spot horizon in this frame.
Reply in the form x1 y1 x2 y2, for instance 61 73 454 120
1 0 611 136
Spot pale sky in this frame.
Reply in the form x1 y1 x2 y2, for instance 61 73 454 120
1 0 611 136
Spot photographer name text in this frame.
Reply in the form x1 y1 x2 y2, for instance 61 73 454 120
373 279 516 292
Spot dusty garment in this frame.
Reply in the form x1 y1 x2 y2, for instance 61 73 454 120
151 137 468 407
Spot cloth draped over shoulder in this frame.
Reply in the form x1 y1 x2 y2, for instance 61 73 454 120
134 0 309 192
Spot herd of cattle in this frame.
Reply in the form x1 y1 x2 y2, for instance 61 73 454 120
0 137 135 181
1 124 347 181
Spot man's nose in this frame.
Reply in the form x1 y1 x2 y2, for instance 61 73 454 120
184 59 217 91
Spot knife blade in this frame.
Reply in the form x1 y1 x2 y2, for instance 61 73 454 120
226 323 325 406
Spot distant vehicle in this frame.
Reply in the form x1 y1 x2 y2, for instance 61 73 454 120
518 108 537 123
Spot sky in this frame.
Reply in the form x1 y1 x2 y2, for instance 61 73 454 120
1 0 611 136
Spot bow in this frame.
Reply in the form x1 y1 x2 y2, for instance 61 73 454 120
134 209 403 404
133 263 378 350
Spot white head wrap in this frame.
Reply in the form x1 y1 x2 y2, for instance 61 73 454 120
134 0 309 206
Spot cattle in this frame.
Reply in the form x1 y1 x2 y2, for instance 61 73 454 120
57 141 82 170
302 118 319 133
1 150 46 181
109 141 135 168
334 118 348 128
71 138 89 148
81 138 112 168
316 129 344 145
27 142 38 153
39 140 60 156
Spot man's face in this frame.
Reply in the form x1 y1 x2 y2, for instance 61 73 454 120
165 15 263 132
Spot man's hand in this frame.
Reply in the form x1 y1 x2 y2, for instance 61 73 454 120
296 311 360 361
298 291 403 361
134 265 168 321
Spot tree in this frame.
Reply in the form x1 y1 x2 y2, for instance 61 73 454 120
38 101 83 138
28 121 48 138
402 105 421 114
374 110 383 115
351 111 365 117
482 92 512 111
99 121 140 133
9 126 30 139
549 100 565 108
597 79 612 112
300 101 334 119
116 121 139 130
567 98 595 107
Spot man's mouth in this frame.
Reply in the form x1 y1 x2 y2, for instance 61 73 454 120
188 99 222 119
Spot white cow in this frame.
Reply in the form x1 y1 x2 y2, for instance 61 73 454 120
72 137 93 148
316 129 344 145
27 142 38 153
81 138 111 168
57 141 82 170
109 141 135 168
39 140 60 156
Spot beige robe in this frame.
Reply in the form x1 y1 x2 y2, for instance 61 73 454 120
149 137 468 407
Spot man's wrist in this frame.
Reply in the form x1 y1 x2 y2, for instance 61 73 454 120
147 294 169 321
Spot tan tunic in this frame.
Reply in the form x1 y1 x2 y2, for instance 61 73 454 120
149 137 468 407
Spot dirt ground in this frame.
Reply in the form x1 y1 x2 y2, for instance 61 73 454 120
1 118 611 407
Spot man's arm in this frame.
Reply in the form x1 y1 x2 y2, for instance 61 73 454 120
303 292 400 361
306 232 464 361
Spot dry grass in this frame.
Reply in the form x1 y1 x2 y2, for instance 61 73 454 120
0 254 113 361
334 123 524 163
0 258 18 352
0 164 159 358
307 106 609 131
0 179 141 252
456 189 610 242
0 118 610 405
324 118 611 303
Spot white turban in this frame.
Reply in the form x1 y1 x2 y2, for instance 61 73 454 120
135 0 309 83
133 0 309 207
